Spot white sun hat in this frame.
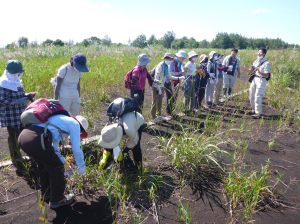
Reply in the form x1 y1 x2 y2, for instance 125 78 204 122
98 123 123 149
209 51 217 60
188 51 198 59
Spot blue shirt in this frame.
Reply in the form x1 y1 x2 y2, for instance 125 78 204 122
35 115 86 174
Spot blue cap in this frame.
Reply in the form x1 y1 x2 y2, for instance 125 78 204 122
6 60 24 74
138 54 150 66
72 53 89 72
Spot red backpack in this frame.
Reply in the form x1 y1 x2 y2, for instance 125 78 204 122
124 69 135 89
21 98 69 126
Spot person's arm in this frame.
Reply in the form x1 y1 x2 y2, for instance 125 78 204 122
0 88 30 106
257 62 271 78
131 69 140 90
54 77 63 99
68 121 86 175
77 80 80 97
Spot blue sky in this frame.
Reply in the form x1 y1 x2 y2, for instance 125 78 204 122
0 0 299 47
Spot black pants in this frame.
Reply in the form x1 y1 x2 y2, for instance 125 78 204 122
196 88 206 108
164 82 174 115
18 126 65 202
130 89 144 113
7 126 22 167
123 124 146 168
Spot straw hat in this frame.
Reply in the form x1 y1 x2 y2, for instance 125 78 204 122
188 51 198 59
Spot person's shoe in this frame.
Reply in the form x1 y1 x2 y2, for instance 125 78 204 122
246 110 255 115
49 193 74 209
154 116 163 124
252 113 262 119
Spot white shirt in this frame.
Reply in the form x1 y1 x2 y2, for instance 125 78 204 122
57 63 82 98
122 112 145 148
184 61 197 77
35 115 86 174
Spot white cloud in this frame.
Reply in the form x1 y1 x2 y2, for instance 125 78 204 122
254 8 271 14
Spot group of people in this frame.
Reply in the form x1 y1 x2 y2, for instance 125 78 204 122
0 47 270 209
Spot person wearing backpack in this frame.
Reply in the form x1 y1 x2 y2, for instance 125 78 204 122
168 50 187 114
205 51 218 108
18 114 88 209
53 53 89 116
182 51 199 114
249 48 271 118
129 53 151 112
222 48 241 97
98 111 146 170
0 60 36 174
151 53 184 123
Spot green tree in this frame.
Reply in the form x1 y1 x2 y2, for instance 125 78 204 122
102 35 111 46
131 34 147 48
211 32 233 49
18 36 28 48
161 31 175 48
148 34 158 45
42 39 54 46
53 39 64 46
198 39 210 48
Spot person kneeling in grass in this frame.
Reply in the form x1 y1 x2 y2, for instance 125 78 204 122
98 111 147 171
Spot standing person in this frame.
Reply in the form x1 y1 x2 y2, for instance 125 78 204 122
0 60 35 173
195 54 209 109
222 48 241 97
205 51 218 108
183 51 198 114
249 48 271 118
130 53 151 112
169 50 187 114
98 111 146 170
54 53 89 116
213 54 225 105
151 53 184 123
18 114 88 208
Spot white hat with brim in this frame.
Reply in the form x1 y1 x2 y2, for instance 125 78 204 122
209 51 217 60
98 123 123 149
188 51 198 59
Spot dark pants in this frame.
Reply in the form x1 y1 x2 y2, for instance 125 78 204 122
123 124 146 168
18 126 65 202
7 126 22 167
130 89 144 113
164 82 174 115
196 88 206 108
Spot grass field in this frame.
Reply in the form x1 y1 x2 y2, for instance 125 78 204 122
0 46 299 223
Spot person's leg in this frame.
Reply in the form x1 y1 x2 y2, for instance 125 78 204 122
213 78 223 104
58 97 72 114
70 97 80 116
198 88 206 107
165 82 173 115
7 127 23 168
18 126 66 203
254 79 267 115
223 74 229 97
157 94 163 117
151 88 158 119
249 79 256 112
132 125 145 169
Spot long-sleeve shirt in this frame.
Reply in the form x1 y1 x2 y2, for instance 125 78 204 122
122 112 145 148
169 58 184 77
154 61 169 88
35 115 86 174
131 66 149 90
184 61 197 77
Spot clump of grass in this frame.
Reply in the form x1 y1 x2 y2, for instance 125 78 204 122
224 159 280 221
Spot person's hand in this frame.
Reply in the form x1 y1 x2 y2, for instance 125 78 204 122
178 76 185 80
25 92 36 102
209 73 215 79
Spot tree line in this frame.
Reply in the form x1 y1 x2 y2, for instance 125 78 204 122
5 32 298 50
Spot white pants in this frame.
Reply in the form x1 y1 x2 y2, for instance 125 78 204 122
249 77 267 115
223 73 237 89
205 79 215 103
213 78 223 103
59 97 81 116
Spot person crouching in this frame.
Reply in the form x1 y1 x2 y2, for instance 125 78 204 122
98 111 146 171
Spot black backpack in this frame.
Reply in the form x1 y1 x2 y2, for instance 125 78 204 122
107 97 139 120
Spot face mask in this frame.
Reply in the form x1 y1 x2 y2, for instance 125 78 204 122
191 57 197 63
165 60 172 65
213 56 218 61
258 55 264 60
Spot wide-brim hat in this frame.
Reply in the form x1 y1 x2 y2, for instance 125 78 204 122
73 53 89 72
138 53 150 66
188 51 198 59
209 51 217 60
175 50 187 59
98 123 123 149
74 115 89 138
162 53 175 60
199 54 208 63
